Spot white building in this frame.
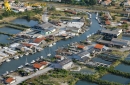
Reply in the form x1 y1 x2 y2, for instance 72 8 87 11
67 22 84 28
54 58 73 70
66 27 81 33
10 43 20 50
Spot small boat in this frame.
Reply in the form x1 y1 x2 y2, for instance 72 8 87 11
31 60 35 64
10 70 14 73
40 56 44 59
49 44 53 47
36 57 40 61
47 53 51 57
96 17 98 20
20 54 23 58
18 65 23 69
6 71 9 74
14 56 19 60
25 63 30 66
5 59 11 62
25 52 29 56
53 42 56 45
100 25 102 27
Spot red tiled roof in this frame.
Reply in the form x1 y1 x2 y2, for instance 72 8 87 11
23 43 33 47
105 20 111 25
34 37 46 43
40 61 47 65
55 55 61 59
94 44 104 49
77 45 85 49
5 77 14 83
33 63 42 69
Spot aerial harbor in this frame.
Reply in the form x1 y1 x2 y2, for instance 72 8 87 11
1 0 130 85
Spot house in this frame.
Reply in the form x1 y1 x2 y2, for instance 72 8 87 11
33 63 45 70
10 43 20 50
76 44 86 50
55 55 64 60
105 20 111 25
0 52 9 58
101 0 112 5
94 44 104 51
66 27 81 33
67 22 84 28
111 38 130 47
101 29 122 37
40 61 48 66
33 37 46 45
54 58 73 70
74 51 90 61
5 77 15 84
37 22 55 30
124 0 130 6
22 43 34 48
44 27 56 35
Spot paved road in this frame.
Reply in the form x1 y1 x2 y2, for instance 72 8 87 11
11 66 53 85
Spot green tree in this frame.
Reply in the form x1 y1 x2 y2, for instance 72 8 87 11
89 0 96 5
0 15 3 20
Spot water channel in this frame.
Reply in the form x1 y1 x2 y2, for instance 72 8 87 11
0 27 21 34
0 13 102 75
75 80 97 85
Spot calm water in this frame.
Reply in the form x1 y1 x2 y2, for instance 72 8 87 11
115 63 130 73
11 19 38 27
0 13 102 75
0 27 21 34
92 57 111 65
101 74 130 84
0 34 11 44
75 80 97 85
125 54 130 60
122 36 130 40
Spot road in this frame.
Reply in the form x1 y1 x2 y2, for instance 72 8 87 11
11 66 53 85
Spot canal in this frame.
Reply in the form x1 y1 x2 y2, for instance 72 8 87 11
0 27 21 34
75 80 97 85
0 13 102 75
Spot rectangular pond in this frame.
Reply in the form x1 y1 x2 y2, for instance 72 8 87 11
115 63 130 73
0 34 11 44
101 74 130 84
75 80 97 85
0 27 21 34
92 57 112 64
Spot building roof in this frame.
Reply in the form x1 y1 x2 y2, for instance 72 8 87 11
33 37 46 43
33 63 43 69
78 51 90 57
101 29 120 35
22 43 33 47
5 77 15 84
40 61 48 65
112 38 130 45
77 44 85 49
94 44 104 49
105 20 111 25
55 55 61 59
59 58 72 66
38 22 54 29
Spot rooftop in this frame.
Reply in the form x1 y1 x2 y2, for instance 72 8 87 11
77 44 86 49
40 61 48 65
22 43 34 47
5 77 15 84
94 44 104 49
33 37 46 43
33 63 43 69
59 58 72 66
78 51 90 57
67 22 84 28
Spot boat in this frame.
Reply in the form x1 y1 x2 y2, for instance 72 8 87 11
25 52 29 56
36 57 40 61
47 53 51 57
49 44 53 47
14 56 19 60
96 17 98 20
20 54 23 58
53 42 56 45
25 57 29 66
5 58 11 62
31 60 35 64
100 25 102 27
18 65 23 69
10 70 14 73
40 56 44 59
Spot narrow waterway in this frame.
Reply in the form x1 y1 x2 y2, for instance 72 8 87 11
75 80 97 85
0 13 102 75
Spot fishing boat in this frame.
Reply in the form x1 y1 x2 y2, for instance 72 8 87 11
14 56 19 60
36 57 40 61
40 56 44 59
49 44 53 47
25 57 29 66
5 58 11 62
47 53 51 57
10 70 14 73
18 65 23 69
31 60 35 64
20 54 23 58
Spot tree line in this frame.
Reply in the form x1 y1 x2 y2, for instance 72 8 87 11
61 0 97 5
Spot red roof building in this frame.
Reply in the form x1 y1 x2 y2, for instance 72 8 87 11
77 45 86 49
22 43 34 48
40 61 48 65
105 20 111 25
33 37 46 44
33 63 44 70
5 77 15 84
94 44 104 50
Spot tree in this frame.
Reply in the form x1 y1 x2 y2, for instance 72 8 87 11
15 0 19 4
0 15 3 20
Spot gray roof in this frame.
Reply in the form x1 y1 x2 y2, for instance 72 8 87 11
59 58 72 66
66 27 80 30
112 38 130 45
78 51 90 57
101 29 118 35
38 22 55 29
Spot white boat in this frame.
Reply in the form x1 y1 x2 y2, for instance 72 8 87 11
40 56 44 59
100 25 102 27
25 52 29 56
90 21 92 25
14 56 19 60
25 57 29 66
20 54 23 58
49 44 53 47
96 17 98 20
31 60 35 64
5 59 11 62
10 70 14 73
53 42 56 45
47 53 51 57
18 65 23 69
